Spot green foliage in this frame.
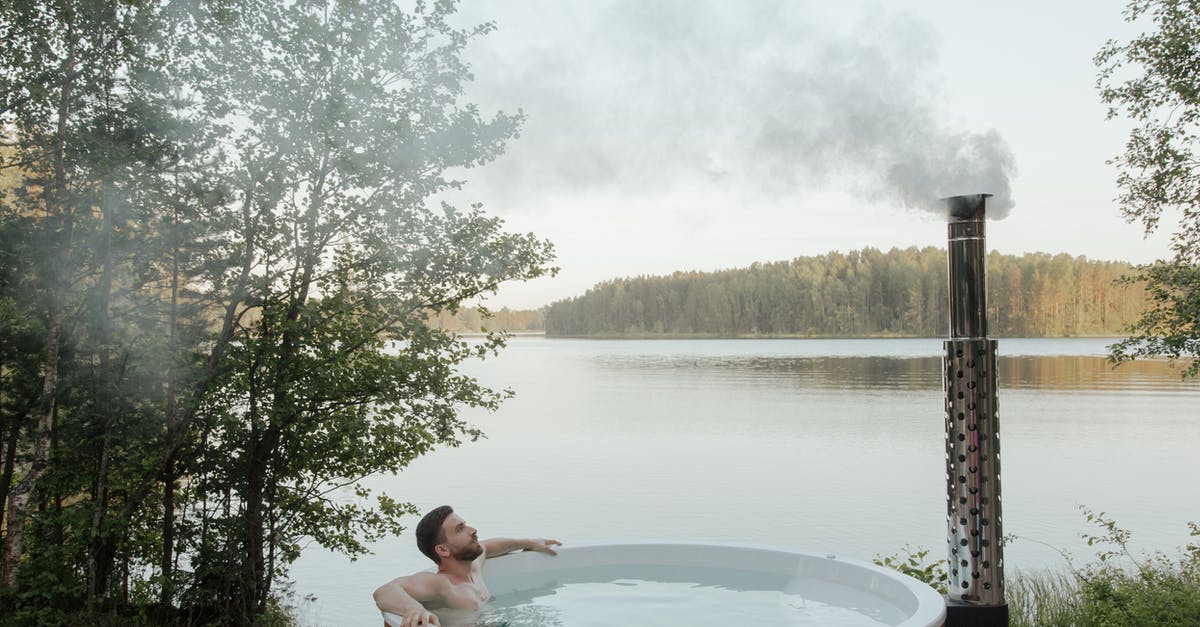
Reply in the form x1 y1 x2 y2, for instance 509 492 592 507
1 0 553 622
1006 570 1081 627
1071 510 1200 626
873 545 949 594
880 510 1200 626
545 247 1146 338
1005 509 1200 627
1097 0 1200 378
1109 260 1200 378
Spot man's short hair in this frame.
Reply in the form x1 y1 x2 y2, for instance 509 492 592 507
416 505 454 563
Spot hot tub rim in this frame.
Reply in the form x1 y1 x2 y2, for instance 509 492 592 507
480 541 947 627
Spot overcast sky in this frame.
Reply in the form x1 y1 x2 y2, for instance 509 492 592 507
440 0 1172 310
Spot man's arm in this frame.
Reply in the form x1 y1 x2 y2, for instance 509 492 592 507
373 572 445 627
482 537 561 558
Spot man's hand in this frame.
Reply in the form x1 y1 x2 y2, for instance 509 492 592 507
400 608 440 627
484 537 563 558
526 538 562 555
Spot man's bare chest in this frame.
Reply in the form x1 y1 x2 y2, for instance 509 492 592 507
443 576 493 609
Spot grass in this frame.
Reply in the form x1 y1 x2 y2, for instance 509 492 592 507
1006 569 1088 627
877 507 1200 627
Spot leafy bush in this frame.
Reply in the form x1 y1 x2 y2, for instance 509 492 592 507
1008 508 1200 627
873 544 949 595
880 509 1200 627
1068 512 1200 626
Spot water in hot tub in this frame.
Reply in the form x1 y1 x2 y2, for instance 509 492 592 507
412 565 900 627
478 564 895 627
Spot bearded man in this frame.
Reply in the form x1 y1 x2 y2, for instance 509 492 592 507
373 505 561 627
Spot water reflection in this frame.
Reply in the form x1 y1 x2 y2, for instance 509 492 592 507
290 338 1200 626
590 352 1197 394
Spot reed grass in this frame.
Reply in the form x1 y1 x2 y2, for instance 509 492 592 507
1006 569 1084 627
879 508 1200 627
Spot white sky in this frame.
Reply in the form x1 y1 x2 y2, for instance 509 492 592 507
442 0 1174 310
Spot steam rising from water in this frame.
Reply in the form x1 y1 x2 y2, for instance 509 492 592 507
460 0 1016 218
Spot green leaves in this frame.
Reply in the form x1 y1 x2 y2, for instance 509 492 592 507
1109 259 1200 378
168 0 554 617
1097 0 1200 378
1069 507 1200 627
873 544 949 595
1 0 553 620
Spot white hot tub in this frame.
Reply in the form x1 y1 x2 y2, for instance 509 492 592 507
384 543 946 626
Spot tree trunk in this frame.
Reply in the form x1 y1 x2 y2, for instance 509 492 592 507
109 163 268 549
160 452 175 603
238 340 277 619
1 25 77 591
2 313 60 588
160 204 181 605
0 416 21 523
2 210 65 590
237 151 328 619
88 181 118 605
240 430 274 619
0 352 5 491
0 352 9 521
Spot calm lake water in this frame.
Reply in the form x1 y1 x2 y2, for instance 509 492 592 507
288 337 1200 626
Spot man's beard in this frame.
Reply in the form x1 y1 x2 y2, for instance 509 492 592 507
452 542 483 562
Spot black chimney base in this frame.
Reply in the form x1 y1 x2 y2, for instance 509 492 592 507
944 599 1009 626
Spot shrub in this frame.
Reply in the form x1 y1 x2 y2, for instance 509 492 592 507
1009 509 1200 627
873 544 949 595
881 510 1200 627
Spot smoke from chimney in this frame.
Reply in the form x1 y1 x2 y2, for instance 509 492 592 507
458 0 1016 218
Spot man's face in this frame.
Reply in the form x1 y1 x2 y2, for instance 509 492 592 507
437 513 482 562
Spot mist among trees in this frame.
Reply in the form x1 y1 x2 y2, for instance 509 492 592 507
0 0 552 623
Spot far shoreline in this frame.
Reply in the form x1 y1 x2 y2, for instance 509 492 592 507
459 332 1125 341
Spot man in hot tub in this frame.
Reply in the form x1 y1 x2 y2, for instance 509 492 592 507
373 505 561 627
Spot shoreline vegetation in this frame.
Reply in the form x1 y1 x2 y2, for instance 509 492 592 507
880 509 1200 627
454 246 1152 339
522 332 1131 340
543 247 1148 338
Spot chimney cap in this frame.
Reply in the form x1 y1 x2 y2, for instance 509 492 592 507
943 194 992 221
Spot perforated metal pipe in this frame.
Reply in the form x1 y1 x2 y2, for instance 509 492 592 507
942 194 1006 623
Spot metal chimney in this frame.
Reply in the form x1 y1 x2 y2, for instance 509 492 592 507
942 194 1008 626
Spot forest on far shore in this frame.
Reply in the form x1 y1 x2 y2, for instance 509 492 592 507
427 307 545 333
540 247 1148 338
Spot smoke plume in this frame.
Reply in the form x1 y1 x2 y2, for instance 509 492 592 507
459 0 1016 218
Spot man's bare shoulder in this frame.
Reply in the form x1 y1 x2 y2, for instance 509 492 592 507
402 571 449 584
375 570 451 602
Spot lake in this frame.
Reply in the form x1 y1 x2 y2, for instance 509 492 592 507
288 337 1200 625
